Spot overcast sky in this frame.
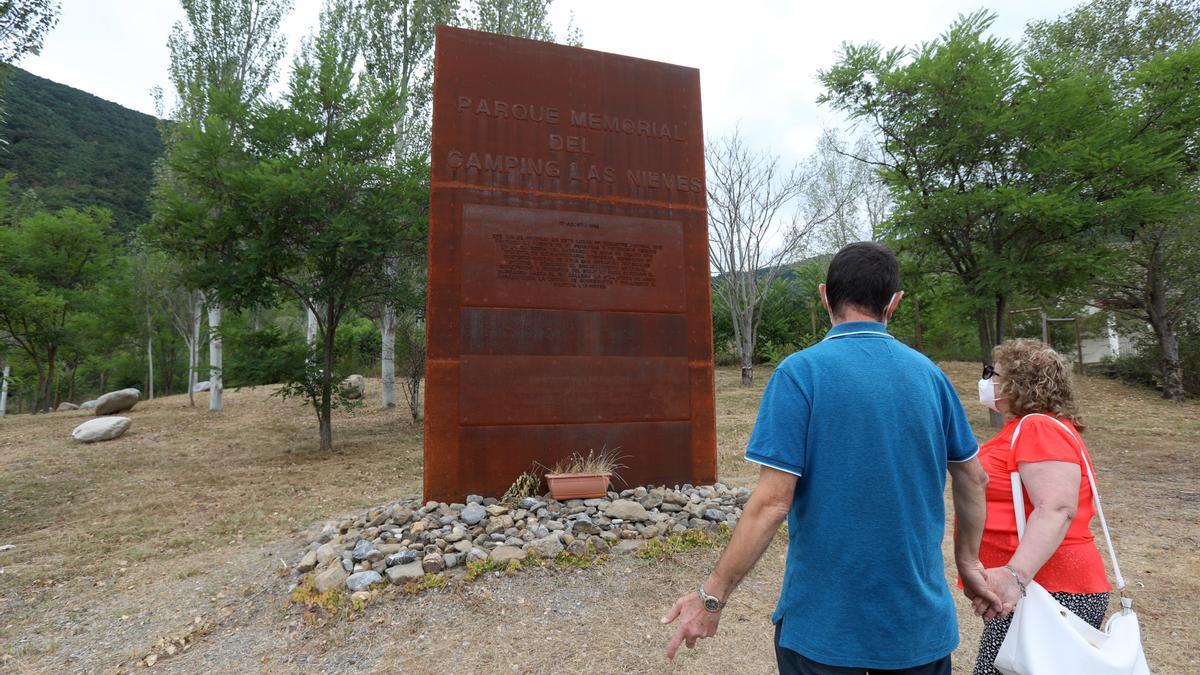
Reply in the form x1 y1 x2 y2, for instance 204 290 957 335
20 0 1082 168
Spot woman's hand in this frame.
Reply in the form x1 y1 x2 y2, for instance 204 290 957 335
978 567 1023 619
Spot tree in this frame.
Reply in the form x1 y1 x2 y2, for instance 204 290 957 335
161 0 291 412
818 11 1184 367
1028 0 1200 400
152 0 426 451
360 0 454 409
0 207 116 411
0 0 60 63
707 128 815 386
803 129 874 254
465 0 580 45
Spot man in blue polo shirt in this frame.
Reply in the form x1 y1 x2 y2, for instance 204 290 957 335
663 242 1000 673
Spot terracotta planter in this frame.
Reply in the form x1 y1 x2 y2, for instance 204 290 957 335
545 472 611 500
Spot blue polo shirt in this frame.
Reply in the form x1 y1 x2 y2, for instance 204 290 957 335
744 321 978 669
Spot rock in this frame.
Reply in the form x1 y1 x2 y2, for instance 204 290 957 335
571 519 600 536
443 553 460 569
94 388 140 415
421 553 444 574
530 534 564 558
466 494 485 504
71 416 131 443
663 491 689 506
605 499 650 522
351 591 372 603
467 547 488 563
565 540 589 558
489 546 525 564
192 380 210 393
297 550 318 573
519 497 542 510
340 374 365 400
351 539 375 561
385 550 417 567
613 540 642 555
314 564 348 593
485 504 509 516
390 505 413 524
79 400 97 410
386 562 424 584
590 536 610 554
56 402 79 412
346 570 382 592
315 543 339 566
460 503 486 526
703 509 728 522
452 540 473 554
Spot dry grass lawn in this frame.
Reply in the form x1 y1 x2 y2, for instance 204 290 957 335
0 364 1196 673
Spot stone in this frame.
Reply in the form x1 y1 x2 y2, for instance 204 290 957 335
467 547 488 563
71 416 131 443
390 505 414 524
313 564 348 593
452 540 473 554
530 534 564 558
385 550 418 567
79 400 97 410
605 499 650 522
565 540 589 558
663 491 689 506
346 570 382 592
460 503 486 526
489 546 525 564
340 374 365 399
519 497 542 511
613 540 643 555
192 380 210 393
351 539 375 561
443 553 460 569
422 553 445 573
590 536 610 555
466 494 485 504
351 591 372 603
94 388 140 415
703 508 728 522
315 543 339 566
297 550 318 573
386 562 424 585
571 519 600 536
56 402 79 412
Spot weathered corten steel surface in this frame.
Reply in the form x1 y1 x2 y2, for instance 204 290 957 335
424 26 715 503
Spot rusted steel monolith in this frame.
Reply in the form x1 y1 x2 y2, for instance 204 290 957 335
424 26 716 503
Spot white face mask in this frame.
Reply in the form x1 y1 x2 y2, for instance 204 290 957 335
881 292 900 327
978 378 1000 412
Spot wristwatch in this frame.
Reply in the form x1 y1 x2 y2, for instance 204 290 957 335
697 584 726 613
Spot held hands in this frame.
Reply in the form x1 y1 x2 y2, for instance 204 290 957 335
979 566 1023 617
662 592 721 660
958 559 1008 621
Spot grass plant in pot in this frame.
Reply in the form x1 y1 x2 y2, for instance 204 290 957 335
540 447 627 500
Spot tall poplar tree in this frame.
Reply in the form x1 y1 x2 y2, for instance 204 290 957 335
160 0 291 412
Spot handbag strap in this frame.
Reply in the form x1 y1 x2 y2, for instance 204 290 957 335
1009 413 1129 600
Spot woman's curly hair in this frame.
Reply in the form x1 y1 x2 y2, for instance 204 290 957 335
993 338 1086 432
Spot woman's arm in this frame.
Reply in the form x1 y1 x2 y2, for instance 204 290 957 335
984 459 1081 608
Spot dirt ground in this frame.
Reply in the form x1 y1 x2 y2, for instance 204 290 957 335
0 363 1196 673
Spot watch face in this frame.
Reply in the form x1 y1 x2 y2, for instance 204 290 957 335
704 597 719 611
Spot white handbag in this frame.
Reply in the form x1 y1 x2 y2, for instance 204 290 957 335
993 413 1150 675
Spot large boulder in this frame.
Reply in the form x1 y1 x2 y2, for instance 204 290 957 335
79 400 98 410
56 402 79 412
94 388 140 415
340 374 365 400
192 380 210 393
71 416 131 443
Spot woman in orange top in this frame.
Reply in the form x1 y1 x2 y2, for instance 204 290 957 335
970 339 1110 675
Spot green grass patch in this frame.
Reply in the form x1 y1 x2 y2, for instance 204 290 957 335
636 526 732 561
401 573 448 594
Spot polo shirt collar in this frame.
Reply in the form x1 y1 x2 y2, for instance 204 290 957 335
822 321 894 342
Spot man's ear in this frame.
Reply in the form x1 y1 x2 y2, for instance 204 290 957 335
884 290 904 322
819 283 831 314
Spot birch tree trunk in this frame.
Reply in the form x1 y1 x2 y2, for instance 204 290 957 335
146 307 155 400
0 363 9 417
208 301 223 412
189 292 202 407
381 302 396 408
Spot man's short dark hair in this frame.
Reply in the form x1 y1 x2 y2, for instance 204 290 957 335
825 242 900 320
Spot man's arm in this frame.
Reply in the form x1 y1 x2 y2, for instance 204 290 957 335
948 457 1003 618
662 465 796 660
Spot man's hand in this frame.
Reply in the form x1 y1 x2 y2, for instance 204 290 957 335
662 592 721 660
978 567 1022 619
959 559 1006 620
